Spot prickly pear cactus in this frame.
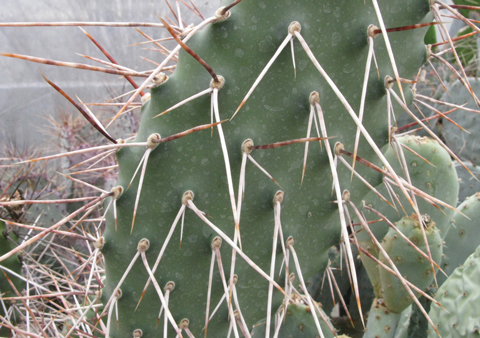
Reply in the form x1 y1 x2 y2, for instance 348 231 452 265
379 214 442 313
364 298 403 338
439 192 480 285
393 305 413 338
441 78 480 166
362 214 442 338
360 135 458 240
356 135 457 300
454 161 480 204
392 294 433 338
428 244 480 338
100 1 436 337
250 296 336 338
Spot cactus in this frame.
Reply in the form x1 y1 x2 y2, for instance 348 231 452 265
355 135 457 303
454 161 480 204
100 1 441 336
379 215 441 313
441 78 480 166
439 192 480 285
250 295 336 338
392 294 433 338
361 214 442 338
428 244 480 338
405 293 434 338
364 298 403 338
359 135 458 238
392 305 413 338
2 0 480 337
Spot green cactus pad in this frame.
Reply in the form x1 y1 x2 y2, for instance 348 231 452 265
439 192 480 286
102 0 434 336
405 293 433 338
392 305 412 338
356 135 457 297
379 214 442 313
454 161 480 204
364 298 402 338
360 135 458 239
251 297 336 338
441 78 480 166
428 244 480 338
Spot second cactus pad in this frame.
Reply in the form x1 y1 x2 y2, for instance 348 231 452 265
428 244 480 338
379 214 442 313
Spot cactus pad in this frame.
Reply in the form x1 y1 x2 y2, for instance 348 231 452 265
428 244 480 338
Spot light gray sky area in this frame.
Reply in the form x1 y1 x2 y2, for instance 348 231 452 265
0 0 220 147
